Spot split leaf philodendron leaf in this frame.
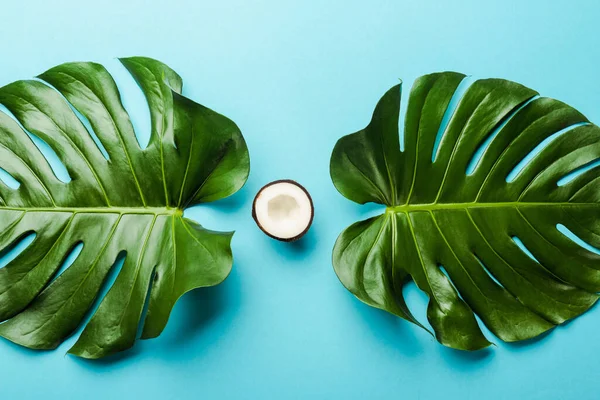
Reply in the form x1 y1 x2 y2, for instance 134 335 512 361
330 72 600 350
0 57 249 359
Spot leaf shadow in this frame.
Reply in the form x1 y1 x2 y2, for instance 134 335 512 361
0 336 52 360
164 282 230 345
70 269 239 366
207 185 253 212
350 299 426 358
338 201 384 223
70 340 147 366
154 265 241 360
503 328 555 350
438 345 495 368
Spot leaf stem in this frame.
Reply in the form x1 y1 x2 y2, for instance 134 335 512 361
0 206 182 216
386 202 600 213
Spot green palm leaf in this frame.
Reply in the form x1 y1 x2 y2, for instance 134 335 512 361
330 72 600 350
0 57 249 359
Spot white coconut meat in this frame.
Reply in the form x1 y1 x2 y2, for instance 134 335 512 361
253 180 314 241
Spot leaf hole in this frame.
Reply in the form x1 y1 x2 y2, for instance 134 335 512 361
104 59 151 149
439 265 489 336
511 235 539 262
0 104 72 183
472 253 503 287
52 241 84 280
556 224 600 255
100 250 127 298
34 78 110 161
431 76 475 162
466 95 539 175
0 167 20 189
75 109 110 160
438 265 466 300
556 158 600 186
0 231 36 269
137 267 157 339
505 122 589 183
398 84 406 152
70 250 127 337
401 279 428 327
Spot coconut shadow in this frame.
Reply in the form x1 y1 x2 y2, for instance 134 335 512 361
266 223 318 257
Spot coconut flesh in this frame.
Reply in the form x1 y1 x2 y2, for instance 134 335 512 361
252 180 314 241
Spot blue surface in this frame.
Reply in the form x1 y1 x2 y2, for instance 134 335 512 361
1 1 600 398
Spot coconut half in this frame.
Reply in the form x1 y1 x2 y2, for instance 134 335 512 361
252 180 314 242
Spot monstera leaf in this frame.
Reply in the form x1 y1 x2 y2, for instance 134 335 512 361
330 72 600 350
0 57 249 358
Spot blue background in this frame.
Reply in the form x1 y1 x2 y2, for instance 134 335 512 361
1 0 600 398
